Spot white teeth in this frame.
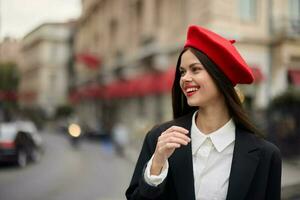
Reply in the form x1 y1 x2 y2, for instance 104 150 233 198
186 88 199 92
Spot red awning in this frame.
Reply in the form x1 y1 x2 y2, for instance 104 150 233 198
70 67 176 101
76 53 101 69
69 90 80 104
105 81 128 99
0 91 5 100
18 91 36 101
251 66 265 83
288 69 300 86
81 84 103 98
134 73 157 96
69 84 104 103
156 67 176 92
103 67 175 99
0 90 17 101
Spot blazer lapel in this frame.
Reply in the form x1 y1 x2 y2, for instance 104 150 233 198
169 113 196 200
226 127 261 200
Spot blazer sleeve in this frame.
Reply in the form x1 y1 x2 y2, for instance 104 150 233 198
125 127 167 200
266 146 282 200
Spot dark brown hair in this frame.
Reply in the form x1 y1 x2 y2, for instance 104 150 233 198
172 47 262 137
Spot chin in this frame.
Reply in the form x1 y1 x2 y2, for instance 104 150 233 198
186 99 201 107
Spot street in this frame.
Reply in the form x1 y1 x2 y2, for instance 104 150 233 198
1 129 300 200
0 130 133 200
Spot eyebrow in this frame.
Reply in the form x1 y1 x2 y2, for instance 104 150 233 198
179 62 203 70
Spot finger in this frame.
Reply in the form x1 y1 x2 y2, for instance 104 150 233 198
167 126 189 134
158 134 190 149
160 126 188 137
161 129 189 139
160 142 181 150
165 131 191 143
171 131 191 141
166 137 189 145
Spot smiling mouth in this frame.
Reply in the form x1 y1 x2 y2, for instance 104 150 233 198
185 87 200 97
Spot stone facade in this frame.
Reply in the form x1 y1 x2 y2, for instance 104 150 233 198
73 0 300 137
19 22 75 117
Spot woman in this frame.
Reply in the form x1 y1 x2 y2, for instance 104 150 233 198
126 25 281 200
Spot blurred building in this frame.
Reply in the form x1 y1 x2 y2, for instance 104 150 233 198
0 37 21 63
72 0 300 136
19 22 76 117
0 37 21 104
270 0 300 96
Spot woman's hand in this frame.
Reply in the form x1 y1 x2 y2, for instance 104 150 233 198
151 126 190 175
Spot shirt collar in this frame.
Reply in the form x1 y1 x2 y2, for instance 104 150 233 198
191 110 236 155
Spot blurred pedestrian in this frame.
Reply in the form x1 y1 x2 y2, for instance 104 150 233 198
126 25 282 200
112 121 129 157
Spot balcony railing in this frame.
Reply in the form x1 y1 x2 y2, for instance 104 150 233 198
272 17 300 38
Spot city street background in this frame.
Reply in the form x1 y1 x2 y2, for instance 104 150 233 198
1 0 300 199
0 127 134 200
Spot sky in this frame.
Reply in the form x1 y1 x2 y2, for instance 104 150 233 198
0 0 81 40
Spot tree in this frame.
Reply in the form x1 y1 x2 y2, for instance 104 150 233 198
0 62 20 119
0 62 19 90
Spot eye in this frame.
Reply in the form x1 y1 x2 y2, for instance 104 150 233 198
179 69 186 76
191 66 202 73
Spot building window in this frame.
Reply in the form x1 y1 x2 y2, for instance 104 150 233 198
155 0 162 28
239 0 257 22
50 45 58 62
110 18 118 48
289 0 300 34
289 0 300 20
136 0 143 34
178 0 187 26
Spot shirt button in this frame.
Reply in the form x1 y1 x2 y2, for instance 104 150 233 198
203 148 209 153
200 149 209 157
207 138 212 144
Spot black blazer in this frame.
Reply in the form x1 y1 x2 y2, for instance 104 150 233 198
126 112 282 200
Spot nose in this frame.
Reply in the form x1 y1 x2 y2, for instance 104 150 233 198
181 72 192 82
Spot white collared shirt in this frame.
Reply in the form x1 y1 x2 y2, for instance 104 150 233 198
144 111 236 200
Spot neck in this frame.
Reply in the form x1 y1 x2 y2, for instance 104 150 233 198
196 101 231 135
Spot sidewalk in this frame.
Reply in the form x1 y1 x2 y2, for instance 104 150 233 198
282 157 300 199
124 142 141 165
124 146 300 199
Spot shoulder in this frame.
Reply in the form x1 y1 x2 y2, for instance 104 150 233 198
259 138 281 161
253 134 281 156
253 135 282 175
260 139 280 154
237 127 281 161
245 130 281 159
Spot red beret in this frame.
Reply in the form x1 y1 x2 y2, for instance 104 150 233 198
184 25 254 85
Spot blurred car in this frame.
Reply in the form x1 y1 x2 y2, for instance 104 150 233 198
84 125 109 140
0 120 43 167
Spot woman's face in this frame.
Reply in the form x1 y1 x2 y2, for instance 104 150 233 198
179 50 223 107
